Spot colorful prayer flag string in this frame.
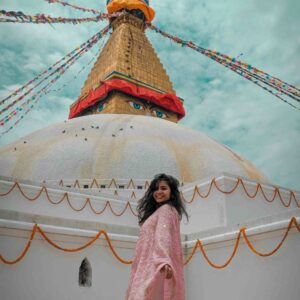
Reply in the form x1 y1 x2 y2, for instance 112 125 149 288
208 51 300 101
0 25 111 134
0 25 110 107
0 9 124 25
0 48 85 116
51 34 108 94
204 52 300 110
0 49 85 127
0 84 53 136
148 24 300 110
0 26 110 115
0 10 109 24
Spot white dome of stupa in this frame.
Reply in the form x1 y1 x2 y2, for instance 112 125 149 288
0 114 268 183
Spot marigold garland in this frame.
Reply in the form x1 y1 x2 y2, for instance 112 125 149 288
182 217 300 267
1 177 296 217
1 217 299 267
179 177 299 208
0 182 138 217
52 177 299 208
58 178 150 189
183 232 242 268
0 224 37 265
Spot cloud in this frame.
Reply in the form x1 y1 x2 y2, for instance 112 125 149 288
0 0 299 190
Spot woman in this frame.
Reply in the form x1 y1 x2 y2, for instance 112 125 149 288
126 174 189 300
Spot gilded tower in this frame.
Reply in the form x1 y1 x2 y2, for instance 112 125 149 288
69 0 185 123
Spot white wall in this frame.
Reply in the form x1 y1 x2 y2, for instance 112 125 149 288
1 226 299 300
0 180 138 228
222 176 299 226
185 231 300 300
1 175 299 236
0 232 134 300
1 174 299 300
181 175 299 234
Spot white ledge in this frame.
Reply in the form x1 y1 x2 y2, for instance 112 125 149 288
1 216 299 247
0 180 138 207
0 218 139 242
183 217 300 247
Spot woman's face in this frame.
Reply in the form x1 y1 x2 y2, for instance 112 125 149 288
153 180 171 203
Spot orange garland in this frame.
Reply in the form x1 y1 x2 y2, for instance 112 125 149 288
180 177 299 208
183 232 242 268
0 224 132 265
0 182 138 217
241 217 300 257
49 177 300 207
0 224 38 265
90 178 99 188
183 217 300 268
53 178 150 189
1 217 299 267
0 178 298 219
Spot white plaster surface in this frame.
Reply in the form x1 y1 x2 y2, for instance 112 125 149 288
0 114 268 183
0 218 299 300
0 115 299 300
0 174 298 235
0 234 133 300
186 231 300 300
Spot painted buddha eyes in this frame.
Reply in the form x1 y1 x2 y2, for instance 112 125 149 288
128 101 145 110
127 100 168 119
152 110 167 119
97 102 107 112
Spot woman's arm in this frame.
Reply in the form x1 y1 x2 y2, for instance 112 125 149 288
153 205 180 278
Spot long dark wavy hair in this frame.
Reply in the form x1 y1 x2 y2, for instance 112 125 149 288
137 173 189 225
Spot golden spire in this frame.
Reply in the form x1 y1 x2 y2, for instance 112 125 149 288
69 1 185 123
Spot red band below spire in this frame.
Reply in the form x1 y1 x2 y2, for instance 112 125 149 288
69 78 185 119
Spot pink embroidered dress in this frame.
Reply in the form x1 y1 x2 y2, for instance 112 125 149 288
126 204 185 300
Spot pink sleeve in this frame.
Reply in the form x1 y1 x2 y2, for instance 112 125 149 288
126 204 185 300
153 205 180 271
151 205 185 299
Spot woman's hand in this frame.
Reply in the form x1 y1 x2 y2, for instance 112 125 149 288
161 264 173 279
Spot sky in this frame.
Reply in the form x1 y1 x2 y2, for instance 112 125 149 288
0 0 299 190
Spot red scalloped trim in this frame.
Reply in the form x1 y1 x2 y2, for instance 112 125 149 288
69 78 185 119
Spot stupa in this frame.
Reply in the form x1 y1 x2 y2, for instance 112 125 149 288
0 1 299 299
